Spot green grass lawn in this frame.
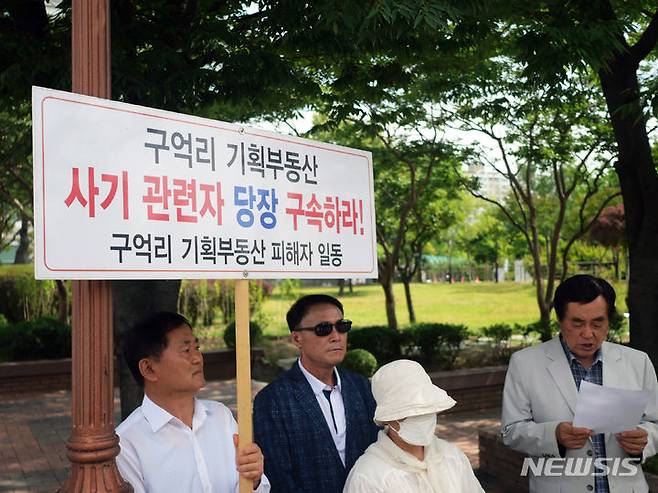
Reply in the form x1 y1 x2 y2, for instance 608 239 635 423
261 281 629 336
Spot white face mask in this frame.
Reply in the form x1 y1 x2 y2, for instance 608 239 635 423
391 413 437 446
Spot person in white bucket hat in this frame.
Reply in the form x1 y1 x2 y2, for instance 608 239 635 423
344 360 484 493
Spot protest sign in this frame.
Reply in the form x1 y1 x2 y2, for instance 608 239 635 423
33 86 378 492
33 86 377 280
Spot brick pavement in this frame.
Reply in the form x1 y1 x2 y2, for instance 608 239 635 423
0 382 505 492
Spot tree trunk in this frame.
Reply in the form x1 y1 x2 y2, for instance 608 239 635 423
530 238 554 341
112 280 181 420
13 214 30 264
539 302 553 342
418 253 424 283
530 246 549 336
379 264 398 330
612 247 620 281
55 279 68 323
598 57 658 366
494 239 499 283
402 278 416 324
625 246 630 291
338 279 345 296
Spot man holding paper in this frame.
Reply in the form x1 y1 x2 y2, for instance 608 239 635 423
502 274 658 492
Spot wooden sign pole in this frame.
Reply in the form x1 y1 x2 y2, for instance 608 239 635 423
235 279 253 493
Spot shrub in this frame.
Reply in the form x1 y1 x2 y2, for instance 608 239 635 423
178 280 220 327
277 279 301 299
644 455 658 474
0 316 71 361
178 280 271 328
482 323 513 342
520 320 559 339
249 281 270 327
0 314 8 361
0 268 59 323
407 323 468 369
223 320 264 348
481 323 514 364
341 349 377 377
347 326 402 364
260 281 274 297
607 311 627 343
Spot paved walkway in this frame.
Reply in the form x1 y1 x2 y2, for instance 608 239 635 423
0 382 504 492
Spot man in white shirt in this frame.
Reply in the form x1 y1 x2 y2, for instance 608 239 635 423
253 294 380 493
344 359 484 493
116 311 269 493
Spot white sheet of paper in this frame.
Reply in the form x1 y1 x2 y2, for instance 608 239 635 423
572 380 649 434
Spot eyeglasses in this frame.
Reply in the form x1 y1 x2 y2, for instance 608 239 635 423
293 319 352 337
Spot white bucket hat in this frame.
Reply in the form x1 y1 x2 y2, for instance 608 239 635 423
372 359 456 425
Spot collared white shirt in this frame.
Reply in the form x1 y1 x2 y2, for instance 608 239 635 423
298 359 347 464
116 395 270 493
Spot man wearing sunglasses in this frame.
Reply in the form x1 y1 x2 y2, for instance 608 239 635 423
253 294 380 493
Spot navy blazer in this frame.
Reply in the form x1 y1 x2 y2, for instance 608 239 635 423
253 362 379 493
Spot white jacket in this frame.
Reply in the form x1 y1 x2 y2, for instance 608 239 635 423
501 336 658 493
343 430 484 493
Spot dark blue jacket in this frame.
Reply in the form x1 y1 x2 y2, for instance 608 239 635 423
253 362 379 493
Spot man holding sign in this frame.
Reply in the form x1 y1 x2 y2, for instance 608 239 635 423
115 312 270 492
253 294 380 493
502 275 658 492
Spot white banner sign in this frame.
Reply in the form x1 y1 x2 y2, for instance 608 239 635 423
32 87 377 280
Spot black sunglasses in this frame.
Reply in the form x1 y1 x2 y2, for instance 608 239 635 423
293 319 352 337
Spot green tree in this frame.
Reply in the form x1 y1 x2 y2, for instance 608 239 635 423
258 0 658 354
489 0 658 362
311 116 461 330
0 1 69 264
454 66 620 339
589 204 626 280
374 139 460 330
395 182 458 324
465 209 510 282
0 0 300 416
0 108 34 263
6 0 657 363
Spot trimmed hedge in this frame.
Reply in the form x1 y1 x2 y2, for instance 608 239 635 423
223 320 264 348
0 266 60 324
0 316 71 361
178 279 272 328
347 326 402 364
348 323 469 370
481 323 514 342
607 311 628 343
341 349 377 377
408 323 469 369
480 323 515 364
